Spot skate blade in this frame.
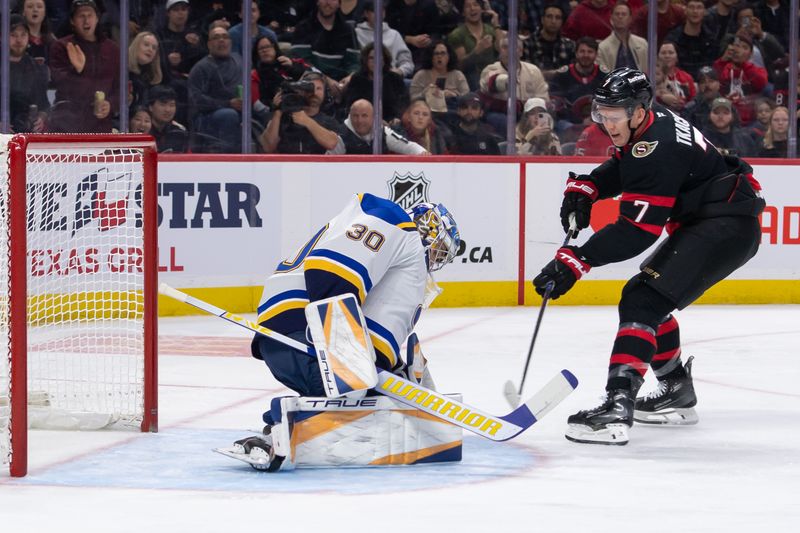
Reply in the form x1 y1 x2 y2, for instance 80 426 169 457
565 423 629 445
634 407 698 426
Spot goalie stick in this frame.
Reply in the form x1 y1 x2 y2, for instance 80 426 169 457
159 283 578 441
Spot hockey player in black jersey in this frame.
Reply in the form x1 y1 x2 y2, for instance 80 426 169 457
533 67 765 445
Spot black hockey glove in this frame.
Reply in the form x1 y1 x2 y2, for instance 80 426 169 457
560 172 598 236
533 246 591 300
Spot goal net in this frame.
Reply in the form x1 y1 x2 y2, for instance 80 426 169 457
0 134 158 477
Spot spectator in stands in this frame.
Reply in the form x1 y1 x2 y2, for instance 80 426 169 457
387 0 441 67
49 0 119 133
713 34 767 125
446 92 501 155
433 0 461 36
748 96 775 141
701 96 758 157
682 65 722 129
409 40 469 113
720 7 785 76
664 0 718 79
523 2 575 80
447 0 499 91
562 0 613 42
16 0 56 65
394 98 451 155
516 97 561 155
342 43 409 122
8 14 50 133
155 0 205 81
128 31 164 112
548 36 606 133
355 1 415 78
597 1 648 74
129 105 152 133
251 34 310 119
148 85 189 153
328 99 429 154
291 0 360 84
631 0 685 46
753 0 790 49
187 25 242 152
574 122 614 156
654 41 696 113
707 0 740 43
758 105 790 157
264 0 313 41
340 0 368 28
228 1 278 56
479 35 550 134
260 71 342 154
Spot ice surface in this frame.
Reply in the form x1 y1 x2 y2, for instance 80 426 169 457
1 305 798 532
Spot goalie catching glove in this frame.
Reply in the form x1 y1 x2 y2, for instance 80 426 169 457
533 246 591 299
561 172 598 236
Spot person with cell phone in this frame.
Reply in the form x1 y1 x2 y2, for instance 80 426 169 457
516 97 561 155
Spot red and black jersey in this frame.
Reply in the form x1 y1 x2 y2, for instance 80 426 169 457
579 104 762 267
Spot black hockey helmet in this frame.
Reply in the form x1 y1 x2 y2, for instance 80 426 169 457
592 67 653 121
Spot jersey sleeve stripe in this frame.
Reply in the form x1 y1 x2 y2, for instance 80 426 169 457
621 215 663 236
257 299 309 324
308 249 373 292
365 317 400 369
257 289 309 316
620 192 676 208
305 258 368 303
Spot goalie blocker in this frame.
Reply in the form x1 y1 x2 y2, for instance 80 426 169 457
215 394 463 471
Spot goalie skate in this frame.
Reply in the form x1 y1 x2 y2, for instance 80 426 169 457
634 356 699 426
213 434 284 472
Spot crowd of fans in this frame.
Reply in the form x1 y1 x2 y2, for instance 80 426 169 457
4 0 799 157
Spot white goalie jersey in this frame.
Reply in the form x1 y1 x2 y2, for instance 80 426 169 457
256 193 428 371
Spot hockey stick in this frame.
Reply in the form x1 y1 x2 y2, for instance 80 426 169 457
159 283 578 442
503 215 577 408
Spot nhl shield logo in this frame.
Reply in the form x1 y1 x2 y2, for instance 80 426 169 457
387 172 431 210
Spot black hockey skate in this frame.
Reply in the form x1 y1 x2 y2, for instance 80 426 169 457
214 427 285 472
565 389 634 445
634 356 698 425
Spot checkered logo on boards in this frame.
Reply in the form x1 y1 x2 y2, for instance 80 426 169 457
387 172 430 210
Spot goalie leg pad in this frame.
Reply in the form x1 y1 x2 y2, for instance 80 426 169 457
268 395 463 469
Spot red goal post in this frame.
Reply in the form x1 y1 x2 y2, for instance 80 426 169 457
0 134 158 477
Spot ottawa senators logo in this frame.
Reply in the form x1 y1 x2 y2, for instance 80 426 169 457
631 141 658 158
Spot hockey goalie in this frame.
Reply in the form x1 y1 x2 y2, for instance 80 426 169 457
222 194 463 471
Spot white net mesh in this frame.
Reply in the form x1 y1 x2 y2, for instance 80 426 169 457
2 137 150 470
25 147 146 429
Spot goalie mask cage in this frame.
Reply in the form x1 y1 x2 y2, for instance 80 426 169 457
0 134 158 477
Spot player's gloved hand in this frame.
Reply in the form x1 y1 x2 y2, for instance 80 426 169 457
533 246 591 300
561 172 598 236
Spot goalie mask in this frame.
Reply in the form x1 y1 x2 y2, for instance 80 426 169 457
408 203 460 272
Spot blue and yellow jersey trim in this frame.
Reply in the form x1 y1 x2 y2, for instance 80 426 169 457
257 289 309 324
305 249 372 303
358 193 417 231
366 317 400 370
